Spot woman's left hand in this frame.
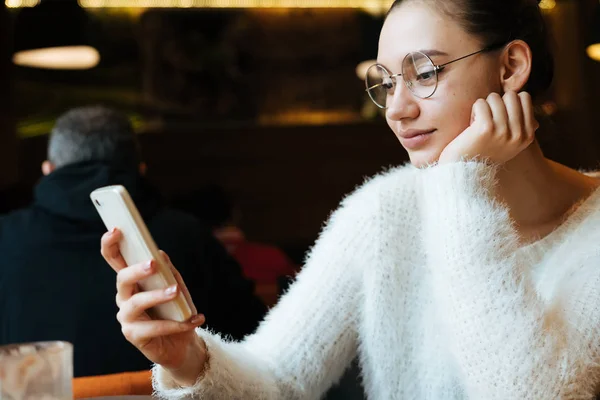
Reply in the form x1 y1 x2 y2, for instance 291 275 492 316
438 91 539 165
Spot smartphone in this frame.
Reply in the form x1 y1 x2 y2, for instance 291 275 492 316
90 185 193 322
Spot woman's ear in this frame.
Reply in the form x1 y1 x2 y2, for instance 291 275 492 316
500 40 533 93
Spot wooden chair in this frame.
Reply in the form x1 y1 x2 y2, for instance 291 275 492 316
72 370 152 399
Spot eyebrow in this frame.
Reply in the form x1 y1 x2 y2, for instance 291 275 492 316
375 49 450 69
418 49 449 57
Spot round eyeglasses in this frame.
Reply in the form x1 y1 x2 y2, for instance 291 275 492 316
365 44 505 109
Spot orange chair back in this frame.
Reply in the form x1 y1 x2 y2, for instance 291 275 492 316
72 370 152 399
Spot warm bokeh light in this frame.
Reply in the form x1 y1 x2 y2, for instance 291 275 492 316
259 110 361 126
541 101 558 116
7 0 390 12
77 0 390 9
12 46 101 70
355 59 376 80
5 0 39 7
538 0 556 11
587 43 600 62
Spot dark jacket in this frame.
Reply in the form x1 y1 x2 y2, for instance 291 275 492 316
0 161 266 377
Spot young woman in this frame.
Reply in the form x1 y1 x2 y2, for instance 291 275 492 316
101 0 600 398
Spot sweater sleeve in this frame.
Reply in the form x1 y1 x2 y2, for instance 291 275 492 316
152 176 384 399
420 161 600 399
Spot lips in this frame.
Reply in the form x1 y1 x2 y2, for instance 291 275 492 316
398 129 436 150
399 129 436 139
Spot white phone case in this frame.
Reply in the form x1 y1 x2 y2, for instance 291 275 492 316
90 185 193 322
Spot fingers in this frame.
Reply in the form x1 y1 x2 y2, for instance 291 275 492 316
115 260 156 305
488 91 535 147
160 251 198 316
519 92 539 140
471 98 494 135
101 229 127 273
121 318 205 347
118 285 180 323
487 92 509 138
504 92 528 145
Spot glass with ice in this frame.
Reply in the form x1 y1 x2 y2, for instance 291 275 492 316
0 341 73 400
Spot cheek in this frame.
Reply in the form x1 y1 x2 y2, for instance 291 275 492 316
386 116 401 141
428 93 473 145
434 66 499 140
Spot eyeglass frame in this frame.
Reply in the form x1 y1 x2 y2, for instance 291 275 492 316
365 42 507 108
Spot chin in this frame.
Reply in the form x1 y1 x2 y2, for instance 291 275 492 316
407 149 442 168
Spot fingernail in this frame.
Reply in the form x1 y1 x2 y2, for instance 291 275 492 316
190 314 205 325
144 260 153 271
165 285 177 296
111 227 117 234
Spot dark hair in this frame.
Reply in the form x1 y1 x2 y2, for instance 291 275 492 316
388 0 554 99
48 106 141 168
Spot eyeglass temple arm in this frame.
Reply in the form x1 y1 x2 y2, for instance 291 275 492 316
365 72 402 91
435 43 505 71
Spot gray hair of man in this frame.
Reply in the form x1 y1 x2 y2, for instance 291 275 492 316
43 106 144 176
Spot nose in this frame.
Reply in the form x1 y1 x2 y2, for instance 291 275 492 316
386 80 420 122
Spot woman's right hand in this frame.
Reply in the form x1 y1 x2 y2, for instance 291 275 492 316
101 228 208 386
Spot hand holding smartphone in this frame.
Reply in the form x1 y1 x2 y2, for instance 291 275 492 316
91 185 193 322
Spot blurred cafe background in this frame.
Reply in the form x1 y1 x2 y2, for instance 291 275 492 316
0 0 599 264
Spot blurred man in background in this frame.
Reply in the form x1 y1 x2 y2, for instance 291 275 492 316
0 106 266 377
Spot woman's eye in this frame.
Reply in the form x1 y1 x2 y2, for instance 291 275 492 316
416 70 435 81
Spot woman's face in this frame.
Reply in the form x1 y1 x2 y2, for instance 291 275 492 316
378 1 503 167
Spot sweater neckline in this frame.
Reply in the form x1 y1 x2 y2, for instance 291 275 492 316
517 179 600 256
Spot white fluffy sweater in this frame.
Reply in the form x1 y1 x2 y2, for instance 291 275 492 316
153 162 600 399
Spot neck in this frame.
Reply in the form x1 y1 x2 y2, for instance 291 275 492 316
495 141 598 239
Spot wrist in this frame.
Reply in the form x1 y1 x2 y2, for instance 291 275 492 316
166 336 208 388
